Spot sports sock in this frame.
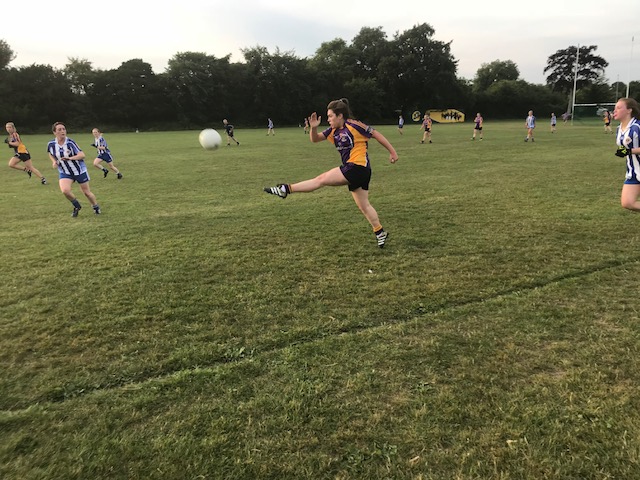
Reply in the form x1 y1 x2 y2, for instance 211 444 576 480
71 199 81 209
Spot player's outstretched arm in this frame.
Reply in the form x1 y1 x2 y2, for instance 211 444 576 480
372 130 398 163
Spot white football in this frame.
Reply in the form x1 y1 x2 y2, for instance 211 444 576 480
198 129 222 150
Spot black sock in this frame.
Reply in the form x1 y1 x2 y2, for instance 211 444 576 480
71 199 81 209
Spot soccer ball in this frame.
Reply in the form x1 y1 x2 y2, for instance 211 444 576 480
198 129 222 150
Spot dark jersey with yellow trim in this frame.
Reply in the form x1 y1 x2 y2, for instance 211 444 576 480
321 120 374 168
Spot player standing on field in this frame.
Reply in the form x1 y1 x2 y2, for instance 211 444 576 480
525 110 536 142
420 113 432 144
604 110 613 134
472 113 483 140
550 113 557 133
613 97 640 212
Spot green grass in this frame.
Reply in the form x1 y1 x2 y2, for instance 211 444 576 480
1 121 639 479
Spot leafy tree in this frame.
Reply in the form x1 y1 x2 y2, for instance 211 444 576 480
544 45 608 94
90 59 171 128
64 57 94 95
392 23 459 111
309 38 358 102
0 39 15 70
351 26 390 75
473 60 519 92
576 82 616 104
344 77 385 120
0 64 74 128
165 51 235 124
241 46 313 124
475 80 565 119
64 58 97 126
629 81 640 101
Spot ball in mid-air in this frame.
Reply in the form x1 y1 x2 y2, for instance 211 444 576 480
199 129 222 150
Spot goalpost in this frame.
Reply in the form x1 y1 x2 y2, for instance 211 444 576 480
572 103 616 122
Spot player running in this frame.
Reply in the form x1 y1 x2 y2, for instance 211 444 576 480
5 122 47 184
91 128 122 179
47 122 101 217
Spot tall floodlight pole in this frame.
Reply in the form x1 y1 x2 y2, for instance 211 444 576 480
627 36 634 98
571 44 580 126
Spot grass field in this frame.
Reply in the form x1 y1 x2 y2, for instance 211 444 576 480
1 120 639 479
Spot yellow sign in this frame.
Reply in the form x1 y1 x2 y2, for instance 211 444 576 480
426 109 465 123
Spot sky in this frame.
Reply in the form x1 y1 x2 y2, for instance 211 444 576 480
5 0 639 87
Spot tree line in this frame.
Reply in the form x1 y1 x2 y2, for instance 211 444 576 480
0 28 638 132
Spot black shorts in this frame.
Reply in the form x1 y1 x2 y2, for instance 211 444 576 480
14 152 31 162
474 126 482 131
340 163 371 191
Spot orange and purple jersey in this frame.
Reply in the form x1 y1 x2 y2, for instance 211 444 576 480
7 133 28 154
322 120 374 168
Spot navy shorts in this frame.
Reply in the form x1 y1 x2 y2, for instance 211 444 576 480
624 177 640 185
340 163 371 191
98 152 113 163
59 171 90 183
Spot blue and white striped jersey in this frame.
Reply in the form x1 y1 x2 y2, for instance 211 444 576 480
95 135 110 154
617 117 640 182
526 115 536 129
47 138 87 176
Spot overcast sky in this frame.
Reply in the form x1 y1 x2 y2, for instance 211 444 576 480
5 0 639 87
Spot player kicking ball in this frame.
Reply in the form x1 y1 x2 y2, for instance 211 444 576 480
264 98 398 248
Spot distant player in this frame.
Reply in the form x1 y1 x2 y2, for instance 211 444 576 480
303 117 310 135
420 113 432 144
472 113 483 140
525 110 536 142
223 119 240 146
613 97 640 212
267 118 275 136
48 122 101 217
91 128 122 179
263 98 398 249
397 115 404 135
550 113 557 133
604 110 613 134
5 122 47 184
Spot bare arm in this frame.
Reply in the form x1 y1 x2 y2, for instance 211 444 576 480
371 130 398 163
308 112 326 143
